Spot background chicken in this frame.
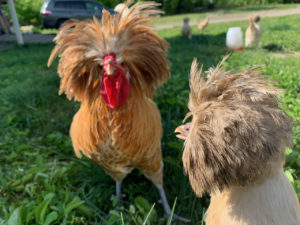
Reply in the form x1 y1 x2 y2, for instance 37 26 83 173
181 17 192 39
176 58 300 224
197 17 209 30
245 14 261 47
48 0 188 222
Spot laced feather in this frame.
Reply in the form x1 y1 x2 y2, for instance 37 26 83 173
183 58 293 196
48 1 169 102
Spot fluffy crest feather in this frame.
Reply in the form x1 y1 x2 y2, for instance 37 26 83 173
48 0 169 102
183 58 293 196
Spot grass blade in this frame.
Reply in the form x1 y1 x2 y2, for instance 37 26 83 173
120 212 125 225
142 203 155 225
167 198 177 225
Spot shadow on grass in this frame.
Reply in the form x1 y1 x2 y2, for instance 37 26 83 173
156 31 227 123
263 43 283 52
166 32 227 71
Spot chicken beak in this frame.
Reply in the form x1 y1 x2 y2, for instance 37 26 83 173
175 123 191 140
105 62 116 75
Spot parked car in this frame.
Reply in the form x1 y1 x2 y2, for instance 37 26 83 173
40 0 116 28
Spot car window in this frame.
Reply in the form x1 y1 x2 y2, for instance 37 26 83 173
54 1 67 9
85 2 103 11
54 1 87 9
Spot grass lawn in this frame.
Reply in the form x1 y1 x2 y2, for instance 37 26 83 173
1 13 300 225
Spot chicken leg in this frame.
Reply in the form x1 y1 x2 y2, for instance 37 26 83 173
158 186 190 222
115 181 189 222
116 181 122 201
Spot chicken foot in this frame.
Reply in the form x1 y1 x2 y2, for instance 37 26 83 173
157 186 190 223
115 181 189 222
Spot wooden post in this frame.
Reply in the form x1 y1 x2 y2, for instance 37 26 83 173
0 2 11 33
7 0 23 45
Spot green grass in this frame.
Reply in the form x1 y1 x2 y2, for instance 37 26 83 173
1 13 300 225
32 28 58 35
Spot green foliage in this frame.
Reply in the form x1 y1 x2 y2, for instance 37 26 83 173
178 0 194 13
1 13 300 225
94 0 122 9
13 0 44 26
163 0 180 14
161 0 204 14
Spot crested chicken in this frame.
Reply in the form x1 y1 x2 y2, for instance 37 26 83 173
245 14 261 47
48 0 188 222
182 17 192 39
176 58 300 225
197 17 209 30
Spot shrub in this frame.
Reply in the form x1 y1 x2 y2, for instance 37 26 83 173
162 0 180 14
14 0 44 26
95 0 122 8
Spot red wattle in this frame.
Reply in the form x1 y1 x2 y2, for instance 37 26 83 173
99 68 130 108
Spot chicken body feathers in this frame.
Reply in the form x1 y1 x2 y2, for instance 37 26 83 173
245 15 261 47
70 98 163 185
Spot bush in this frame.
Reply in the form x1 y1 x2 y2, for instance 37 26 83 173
95 0 122 8
178 0 194 13
13 0 44 26
163 0 180 14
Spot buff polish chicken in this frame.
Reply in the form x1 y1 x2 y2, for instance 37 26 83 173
197 17 209 30
48 0 188 222
175 58 300 225
245 14 261 47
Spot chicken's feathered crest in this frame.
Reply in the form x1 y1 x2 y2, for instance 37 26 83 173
183 58 293 196
48 0 169 102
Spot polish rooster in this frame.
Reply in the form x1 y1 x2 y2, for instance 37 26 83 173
48 0 188 222
176 58 300 225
